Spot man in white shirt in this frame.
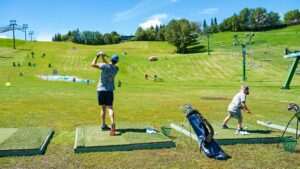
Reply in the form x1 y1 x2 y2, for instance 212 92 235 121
222 85 250 132
91 51 119 136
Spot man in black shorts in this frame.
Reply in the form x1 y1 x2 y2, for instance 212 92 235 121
91 51 119 136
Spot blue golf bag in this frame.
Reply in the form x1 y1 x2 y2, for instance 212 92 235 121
182 104 230 160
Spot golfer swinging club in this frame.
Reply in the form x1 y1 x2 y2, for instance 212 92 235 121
91 51 119 136
222 85 250 133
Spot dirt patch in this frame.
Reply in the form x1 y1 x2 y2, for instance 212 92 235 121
201 97 230 100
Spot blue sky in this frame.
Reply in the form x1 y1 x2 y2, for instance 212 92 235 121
0 0 299 41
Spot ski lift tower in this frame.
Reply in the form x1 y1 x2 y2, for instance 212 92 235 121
29 31 34 41
0 20 29 49
10 20 17 49
206 30 211 55
282 48 300 90
23 24 28 40
233 33 255 81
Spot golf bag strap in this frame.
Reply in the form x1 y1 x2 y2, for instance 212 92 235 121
198 115 214 144
203 119 214 143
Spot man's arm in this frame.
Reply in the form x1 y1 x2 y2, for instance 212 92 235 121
91 55 100 68
91 52 107 68
101 53 108 64
241 102 250 113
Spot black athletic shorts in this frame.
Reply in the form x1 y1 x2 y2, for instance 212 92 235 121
97 91 114 106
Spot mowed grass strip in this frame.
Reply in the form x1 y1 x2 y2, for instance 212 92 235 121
0 127 52 150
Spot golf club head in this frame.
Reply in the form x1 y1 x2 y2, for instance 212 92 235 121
180 104 194 116
288 103 300 113
285 48 290 55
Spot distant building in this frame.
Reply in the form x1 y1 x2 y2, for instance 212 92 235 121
121 35 134 41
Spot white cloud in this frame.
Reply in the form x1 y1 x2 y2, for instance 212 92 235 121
36 32 54 42
0 35 7 38
139 20 162 29
200 8 219 15
139 13 168 29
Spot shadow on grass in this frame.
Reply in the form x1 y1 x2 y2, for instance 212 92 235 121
186 41 212 54
115 128 146 136
0 56 12 58
246 129 274 134
201 96 230 100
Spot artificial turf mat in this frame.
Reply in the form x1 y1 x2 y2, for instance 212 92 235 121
0 127 54 157
74 126 175 153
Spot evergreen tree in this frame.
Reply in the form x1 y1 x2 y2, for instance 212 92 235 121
203 19 207 30
211 18 219 33
214 17 218 26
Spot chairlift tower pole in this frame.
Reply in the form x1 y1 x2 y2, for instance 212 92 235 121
29 31 34 41
233 33 255 81
23 24 28 40
282 49 300 90
206 30 211 56
10 20 17 49
242 44 246 81
207 34 210 55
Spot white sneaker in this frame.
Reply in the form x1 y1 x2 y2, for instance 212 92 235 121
235 129 250 135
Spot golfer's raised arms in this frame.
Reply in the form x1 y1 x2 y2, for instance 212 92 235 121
91 51 108 68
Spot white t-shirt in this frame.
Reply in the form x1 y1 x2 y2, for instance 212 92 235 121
97 63 119 91
228 92 246 112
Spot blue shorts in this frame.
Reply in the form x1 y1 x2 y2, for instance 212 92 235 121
97 91 114 106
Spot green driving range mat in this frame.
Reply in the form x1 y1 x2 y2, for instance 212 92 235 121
74 126 175 153
0 127 54 157
171 122 282 145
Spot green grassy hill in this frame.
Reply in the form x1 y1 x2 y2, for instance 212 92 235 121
0 25 300 168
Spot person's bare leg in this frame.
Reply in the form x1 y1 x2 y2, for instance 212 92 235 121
101 105 106 125
107 106 115 136
237 117 243 130
223 116 231 125
107 106 115 127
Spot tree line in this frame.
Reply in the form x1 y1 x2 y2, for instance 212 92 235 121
52 8 300 53
132 8 300 53
52 29 121 45
134 8 300 41
218 8 300 32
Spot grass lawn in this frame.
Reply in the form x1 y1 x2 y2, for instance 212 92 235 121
0 25 300 168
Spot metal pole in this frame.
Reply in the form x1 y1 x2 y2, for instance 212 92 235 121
29 31 34 41
13 24 16 49
207 34 210 55
23 24 28 41
10 20 17 49
283 57 300 89
242 45 246 81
